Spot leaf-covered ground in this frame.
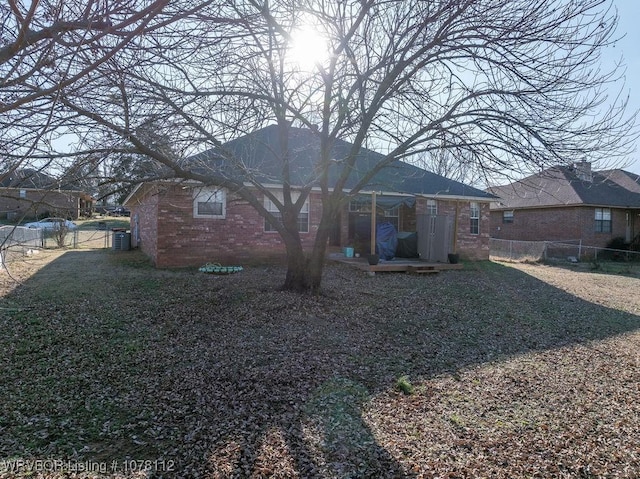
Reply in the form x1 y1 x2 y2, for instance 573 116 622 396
0 250 639 478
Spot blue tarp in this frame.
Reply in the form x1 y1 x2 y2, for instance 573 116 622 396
376 222 398 260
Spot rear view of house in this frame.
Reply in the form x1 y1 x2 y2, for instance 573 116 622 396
125 125 496 268
489 161 640 249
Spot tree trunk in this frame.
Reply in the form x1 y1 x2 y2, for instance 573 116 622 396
281 233 328 294
282 244 311 293
280 205 335 294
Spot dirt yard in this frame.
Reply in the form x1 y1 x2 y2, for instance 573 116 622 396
1 250 639 478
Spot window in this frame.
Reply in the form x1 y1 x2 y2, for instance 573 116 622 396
427 199 437 215
19 189 26 198
595 207 611 233
265 194 309 233
349 200 399 218
382 205 400 230
470 202 480 235
193 187 226 218
349 198 371 213
349 199 399 229
502 210 514 224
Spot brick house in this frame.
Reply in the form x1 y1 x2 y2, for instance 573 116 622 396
124 125 496 268
0 169 94 220
488 162 640 248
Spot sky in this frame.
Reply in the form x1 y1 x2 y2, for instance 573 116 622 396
610 0 640 174
46 1 640 178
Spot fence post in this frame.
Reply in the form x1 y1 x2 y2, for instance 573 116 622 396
578 239 582 260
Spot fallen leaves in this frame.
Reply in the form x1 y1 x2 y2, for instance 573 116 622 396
0 252 639 477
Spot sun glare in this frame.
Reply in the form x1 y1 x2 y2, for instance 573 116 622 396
288 27 329 70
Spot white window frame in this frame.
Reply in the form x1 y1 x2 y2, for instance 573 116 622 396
594 207 612 233
348 199 371 212
502 210 514 224
19 189 26 198
426 199 437 215
193 187 226 219
264 192 309 233
470 201 480 235
349 200 399 218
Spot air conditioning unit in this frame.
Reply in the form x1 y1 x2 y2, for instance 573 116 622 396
112 231 131 251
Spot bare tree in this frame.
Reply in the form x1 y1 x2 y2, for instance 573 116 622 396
0 0 173 187
415 148 483 186
6 0 637 292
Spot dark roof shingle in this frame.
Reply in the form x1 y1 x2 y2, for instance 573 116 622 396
195 125 494 200
489 166 640 209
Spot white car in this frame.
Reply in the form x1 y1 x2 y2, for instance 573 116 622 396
23 217 78 230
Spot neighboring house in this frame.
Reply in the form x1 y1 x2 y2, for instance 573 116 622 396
488 161 640 248
0 169 94 221
124 125 496 268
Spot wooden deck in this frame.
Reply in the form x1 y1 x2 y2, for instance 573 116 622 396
329 254 463 274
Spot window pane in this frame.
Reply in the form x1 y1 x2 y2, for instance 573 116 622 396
198 201 223 216
384 206 399 217
595 208 612 232
470 202 479 218
469 202 480 234
349 199 371 212
265 211 282 231
298 212 309 232
265 209 309 233
470 218 479 235
470 202 480 234
595 208 603 220
193 187 225 218
427 200 437 215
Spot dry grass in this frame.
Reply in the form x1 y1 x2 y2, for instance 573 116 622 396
0 251 639 478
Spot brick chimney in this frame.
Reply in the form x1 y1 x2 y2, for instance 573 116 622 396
573 159 592 182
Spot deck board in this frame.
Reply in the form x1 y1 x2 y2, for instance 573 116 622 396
329 254 463 274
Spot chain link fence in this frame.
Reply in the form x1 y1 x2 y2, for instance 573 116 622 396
1 226 112 269
490 238 640 263
0 226 42 269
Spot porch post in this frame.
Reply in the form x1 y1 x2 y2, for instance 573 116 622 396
453 200 459 253
370 191 377 255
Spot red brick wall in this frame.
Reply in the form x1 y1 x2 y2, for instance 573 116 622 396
131 184 492 267
0 188 83 220
133 185 323 268
490 206 633 248
414 197 491 260
129 185 160 263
